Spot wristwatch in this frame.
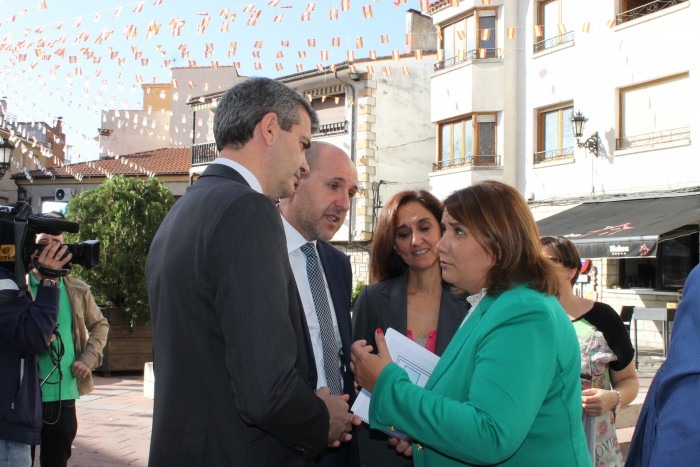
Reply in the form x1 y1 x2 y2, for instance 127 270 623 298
41 278 59 288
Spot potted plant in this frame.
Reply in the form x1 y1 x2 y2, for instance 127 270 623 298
66 175 175 372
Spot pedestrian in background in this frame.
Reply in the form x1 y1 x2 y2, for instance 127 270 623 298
351 181 592 466
541 236 637 467
352 190 467 466
29 228 108 467
625 263 700 466
146 77 354 466
278 141 361 466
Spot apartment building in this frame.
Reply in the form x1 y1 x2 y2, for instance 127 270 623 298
427 0 698 348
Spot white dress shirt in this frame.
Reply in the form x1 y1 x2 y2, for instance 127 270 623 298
281 216 343 390
211 157 263 194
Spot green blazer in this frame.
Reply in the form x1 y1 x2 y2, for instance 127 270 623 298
369 284 592 466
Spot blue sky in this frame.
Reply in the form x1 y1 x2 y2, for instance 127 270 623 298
0 0 423 160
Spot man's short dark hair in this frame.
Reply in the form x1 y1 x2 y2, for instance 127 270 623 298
213 77 319 151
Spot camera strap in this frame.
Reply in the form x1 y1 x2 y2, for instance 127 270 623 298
13 215 29 298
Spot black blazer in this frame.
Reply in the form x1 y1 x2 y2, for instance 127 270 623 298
146 164 328 466
351 271 469 467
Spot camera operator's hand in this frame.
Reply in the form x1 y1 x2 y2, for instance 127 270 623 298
33 241 71 280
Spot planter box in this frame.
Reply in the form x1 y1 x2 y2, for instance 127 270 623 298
96 307 153 374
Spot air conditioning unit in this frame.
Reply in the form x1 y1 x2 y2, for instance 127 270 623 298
55 188 74 201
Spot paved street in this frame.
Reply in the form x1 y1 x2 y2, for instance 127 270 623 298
60 357 662 466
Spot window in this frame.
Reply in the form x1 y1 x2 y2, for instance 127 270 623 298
436 114 497 170
534 104 574 163
617 0 688 25
617 72 690 150
534 0 574 52
438 9 497 69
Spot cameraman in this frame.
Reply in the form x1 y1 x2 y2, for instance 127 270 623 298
0 241 70 467
29 230 108 467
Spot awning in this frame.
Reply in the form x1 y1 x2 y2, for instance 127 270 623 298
537 194 700 258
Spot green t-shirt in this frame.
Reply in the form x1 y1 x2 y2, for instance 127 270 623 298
30 274 80 402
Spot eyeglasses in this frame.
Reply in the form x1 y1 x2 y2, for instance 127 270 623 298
547 257 562 264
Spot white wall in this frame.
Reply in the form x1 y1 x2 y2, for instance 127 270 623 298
99 110 170 157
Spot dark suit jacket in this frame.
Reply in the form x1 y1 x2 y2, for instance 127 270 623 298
314 241 359 467
351 272 468 467
146 164 328 466
625 263 700 467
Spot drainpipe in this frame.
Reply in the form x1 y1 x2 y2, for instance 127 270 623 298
334 69 358 244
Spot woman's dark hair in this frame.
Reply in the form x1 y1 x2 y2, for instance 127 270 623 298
371 190 443 282
443 181 560 297
540 236 582 286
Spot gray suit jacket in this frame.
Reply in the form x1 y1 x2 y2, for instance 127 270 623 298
351 272 468 467
146 164 328 466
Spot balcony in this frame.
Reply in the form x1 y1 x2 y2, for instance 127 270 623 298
434 49 504 72
616 0 687 25
616 127 690 150
191 141 217 166
533 31 574 54
533 147 574 165
432 154 500 171
313 121 347 137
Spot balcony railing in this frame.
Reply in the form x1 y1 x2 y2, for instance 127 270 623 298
434 49 504 72
533 147 574 164
616 0 687 25
616 127 690 150
191 141 218 166
313 121 347 137
533 31 574 53
432 154 501 171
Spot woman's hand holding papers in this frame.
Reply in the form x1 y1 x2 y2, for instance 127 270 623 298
350 329 392 392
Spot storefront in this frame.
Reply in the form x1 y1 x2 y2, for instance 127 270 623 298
537 194 700 349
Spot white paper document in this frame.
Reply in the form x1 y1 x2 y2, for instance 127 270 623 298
350 328 440 439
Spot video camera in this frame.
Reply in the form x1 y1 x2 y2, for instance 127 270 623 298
0 203 100 281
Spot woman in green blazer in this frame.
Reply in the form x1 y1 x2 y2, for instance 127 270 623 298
351 181 592 467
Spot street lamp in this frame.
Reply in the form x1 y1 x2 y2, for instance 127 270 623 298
0 137 13 179
570 110 600 158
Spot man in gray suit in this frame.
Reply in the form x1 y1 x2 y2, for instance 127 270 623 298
279 142 361 466
146 78 354 466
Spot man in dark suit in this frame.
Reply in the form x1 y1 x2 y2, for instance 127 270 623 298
146 78 354 466
278 142 361 466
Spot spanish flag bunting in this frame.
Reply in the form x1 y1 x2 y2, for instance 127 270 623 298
557 23 566 35
220 8 229 19
275 63 283 71
94 12 103 22
211 61 218 69
55 21 64 29
74 17 83 27
232 62 241 69
229 42 237 54
296 63 304 72
481 0 490 4
306 2 316 12
276 51 284 58
142 58 149 65
298 50 307 58
153 0 163 5
39 0 48 9
533 24 543 37
607 19 616 28
273 14 283 22
406 34 414 46
437 49 444 61
380 34 389 43
334 96 340 104
308 38 316 47
480 29 490 41
582 22 590 33
347 50 354 61
415 49 422 60
330 9 338 20
362 5 372 18
252 50 260 58
506 27 516 39
301 12 311 21
356 36 363 48
332 37 341 47
369 49 376 59
348 64 356 72
188 59 197 66
420 0 429 11
479 48 486 58
384 66 391 75
134 1 144 13
366 65 374 74
329 64 336 71
269 0 280 6
321 96 326 102
254 40 263 48
320 50 328 60
402 66 409 75
392 49 399 61
243 4 255 13
456 30 465 40
171 79 178 88
220 21 230 32
342 0 350 11
281 39 290 46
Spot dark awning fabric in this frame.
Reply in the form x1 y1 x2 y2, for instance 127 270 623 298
537 194 700 258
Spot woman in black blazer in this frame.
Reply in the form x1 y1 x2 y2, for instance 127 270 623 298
352 190 468 467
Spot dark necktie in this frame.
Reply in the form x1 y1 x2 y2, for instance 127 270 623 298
300 242 343 395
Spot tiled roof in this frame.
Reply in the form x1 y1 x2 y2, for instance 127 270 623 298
13 147 190 180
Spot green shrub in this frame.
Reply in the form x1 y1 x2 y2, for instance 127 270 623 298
65 175 175 328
